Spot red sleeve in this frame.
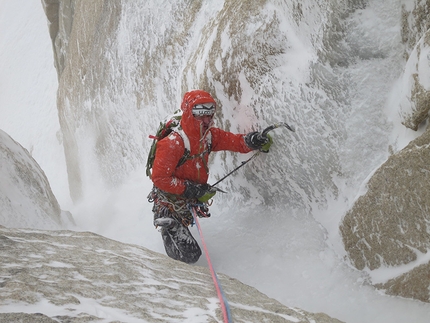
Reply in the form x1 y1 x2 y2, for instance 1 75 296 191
151 133 187 195
210 128 253 153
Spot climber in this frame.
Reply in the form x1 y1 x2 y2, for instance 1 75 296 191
147 90 272 264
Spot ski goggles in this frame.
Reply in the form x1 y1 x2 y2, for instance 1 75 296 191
192 103 215 116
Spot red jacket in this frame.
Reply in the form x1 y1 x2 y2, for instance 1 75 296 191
151 90 253 195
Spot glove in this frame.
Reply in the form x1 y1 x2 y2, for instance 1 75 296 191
183 181 217 202
245 131 273 153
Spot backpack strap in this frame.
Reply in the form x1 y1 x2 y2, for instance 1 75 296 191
174 128 212 168
176 128 191 152
205 131 212 153
174 128 191 167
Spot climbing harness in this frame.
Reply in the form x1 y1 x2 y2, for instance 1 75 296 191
190 204 232 323
148 187 211 227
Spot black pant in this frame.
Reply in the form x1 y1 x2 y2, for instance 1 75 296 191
160 220 202 264
149 187 203 264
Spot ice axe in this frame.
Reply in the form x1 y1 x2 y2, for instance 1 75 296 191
211 122 295 188
261 121 295 135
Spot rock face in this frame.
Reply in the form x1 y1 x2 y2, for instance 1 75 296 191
40 0 430 308
41 0 75 78
0 130 73 230
398 29 430 131
0 111 342 322
0 225 344 323
42 0 126 202
375 262 430 303
340 126 430 303
340 127 430 270
40 0 353 209
340 2 430 303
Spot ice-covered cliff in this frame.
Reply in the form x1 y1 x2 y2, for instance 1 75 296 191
44 0 354 207
0 127 342 321
1 0 430 322
0 130 73 230
43 0 430 310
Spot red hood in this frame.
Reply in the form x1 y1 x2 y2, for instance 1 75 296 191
180 90 216 152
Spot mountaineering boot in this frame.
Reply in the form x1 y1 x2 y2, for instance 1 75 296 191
153 217 175 228
161 222 202 264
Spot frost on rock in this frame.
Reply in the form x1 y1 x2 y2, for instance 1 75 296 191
0 226 344 323
338 2 430 304
375 261 430 303
41 0 353 208
0 130 73 230
36 0 430 317
398 29 430 131
340 127 430 301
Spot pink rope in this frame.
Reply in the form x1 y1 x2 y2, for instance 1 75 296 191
191 207 232 323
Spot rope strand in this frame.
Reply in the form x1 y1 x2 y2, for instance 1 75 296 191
190 206 232 323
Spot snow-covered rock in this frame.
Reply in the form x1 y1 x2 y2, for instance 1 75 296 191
398 29 430 130
0 120 341 322
340 126 430 302
400 0 430 57
340 126 430 270
42 0 353 208
376 261 430 303
0 225 344 323
0 130 73 230
339 2 430 304
35 0 430 319
41 0 75 78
